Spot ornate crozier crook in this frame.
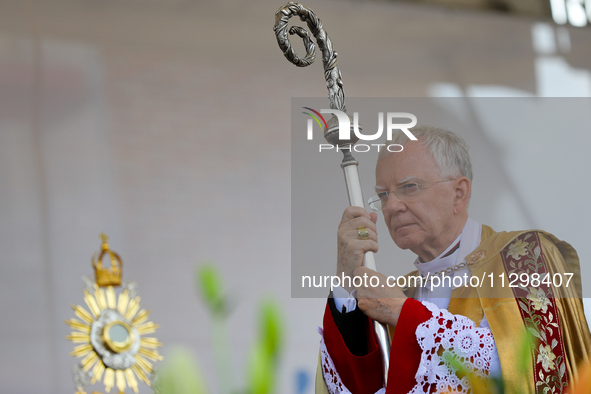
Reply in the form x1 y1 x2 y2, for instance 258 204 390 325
274 2 391 385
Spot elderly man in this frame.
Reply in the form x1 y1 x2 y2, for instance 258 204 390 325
316 126 591 394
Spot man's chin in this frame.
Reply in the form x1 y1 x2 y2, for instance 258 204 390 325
392 233 420 250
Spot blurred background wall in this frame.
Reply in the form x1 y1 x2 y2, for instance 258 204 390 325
1 0 590 393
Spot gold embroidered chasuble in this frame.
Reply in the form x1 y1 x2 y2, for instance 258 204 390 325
447 225 590 393
316 225 591 394
406 225 591 393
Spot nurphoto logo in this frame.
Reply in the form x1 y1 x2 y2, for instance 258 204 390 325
302 108 418 153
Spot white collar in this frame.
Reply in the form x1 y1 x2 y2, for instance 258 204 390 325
413 217 482 277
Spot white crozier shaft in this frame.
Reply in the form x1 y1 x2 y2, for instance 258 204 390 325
341 161 377 270
341 157 391 386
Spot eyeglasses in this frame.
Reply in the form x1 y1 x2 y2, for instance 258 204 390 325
367 179 454 211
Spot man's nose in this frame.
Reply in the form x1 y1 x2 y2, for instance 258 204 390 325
384 192 406 212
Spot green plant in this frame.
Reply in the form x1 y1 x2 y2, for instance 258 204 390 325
158 264 283 394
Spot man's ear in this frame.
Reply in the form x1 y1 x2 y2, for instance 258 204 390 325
453 177 471 215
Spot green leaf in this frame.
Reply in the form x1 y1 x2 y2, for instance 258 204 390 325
247 341 275 394
246 300 284 394
518 330 536 377
259 300 283 359
196 264 226 316
159 347 208 394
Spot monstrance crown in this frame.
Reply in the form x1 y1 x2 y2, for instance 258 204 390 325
92 233 122 287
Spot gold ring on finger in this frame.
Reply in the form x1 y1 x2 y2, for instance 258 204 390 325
357 227 369 240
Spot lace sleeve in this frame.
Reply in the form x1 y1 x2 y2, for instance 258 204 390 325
411 301 495 394
319 328 386 394
319 301 495 394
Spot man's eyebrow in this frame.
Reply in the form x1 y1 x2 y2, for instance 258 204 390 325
375 176 419 192
396 175 417 185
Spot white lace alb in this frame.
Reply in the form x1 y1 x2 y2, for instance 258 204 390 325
410 301 494 394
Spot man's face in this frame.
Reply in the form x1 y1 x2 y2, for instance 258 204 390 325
375 142 458 259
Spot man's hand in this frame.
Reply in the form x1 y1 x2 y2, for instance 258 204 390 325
337 206 378 292
354 266 407 327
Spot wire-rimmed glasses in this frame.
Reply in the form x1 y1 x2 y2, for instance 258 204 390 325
367 179 454 211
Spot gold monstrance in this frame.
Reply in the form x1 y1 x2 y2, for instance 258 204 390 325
66 233 163 394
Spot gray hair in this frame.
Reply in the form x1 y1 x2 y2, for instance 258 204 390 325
378 125 473 182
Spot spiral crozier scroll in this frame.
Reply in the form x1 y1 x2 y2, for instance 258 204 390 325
274 2 345 112
273 2 391 386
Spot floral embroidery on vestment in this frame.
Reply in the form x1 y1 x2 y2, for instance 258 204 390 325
500 232 569 393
